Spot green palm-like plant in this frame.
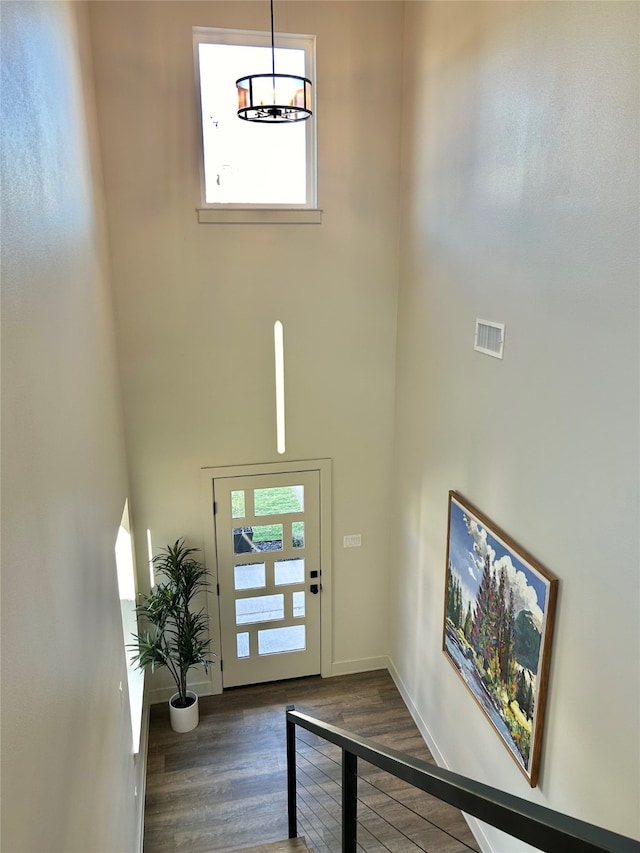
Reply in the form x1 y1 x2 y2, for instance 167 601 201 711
130 539 214 708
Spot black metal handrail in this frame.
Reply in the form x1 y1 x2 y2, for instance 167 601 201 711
286 706 640 853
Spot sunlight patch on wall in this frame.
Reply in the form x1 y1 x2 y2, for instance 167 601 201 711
115 501 144 754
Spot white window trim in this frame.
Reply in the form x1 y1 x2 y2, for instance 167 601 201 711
193 27 319 223
197 208 322 224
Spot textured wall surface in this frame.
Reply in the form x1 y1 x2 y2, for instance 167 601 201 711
0 2 142 849
88 1 404 690
391 2 639 849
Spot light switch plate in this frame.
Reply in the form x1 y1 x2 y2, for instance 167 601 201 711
343 534 362 548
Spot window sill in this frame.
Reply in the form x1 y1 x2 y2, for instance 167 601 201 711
197 208 323 225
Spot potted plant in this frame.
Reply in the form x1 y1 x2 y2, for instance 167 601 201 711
130 538 214 732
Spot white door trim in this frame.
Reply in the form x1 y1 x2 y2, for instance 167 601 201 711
201 459 332 694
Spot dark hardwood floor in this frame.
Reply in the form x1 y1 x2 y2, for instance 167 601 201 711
143 670 480 853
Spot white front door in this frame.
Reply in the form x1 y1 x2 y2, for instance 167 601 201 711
214 470 321 688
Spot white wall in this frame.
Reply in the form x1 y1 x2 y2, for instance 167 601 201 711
390 1 639 849
0 2 143 850
87 1 404 689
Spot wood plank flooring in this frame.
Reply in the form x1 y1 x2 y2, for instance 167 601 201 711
232 840 311 853
143 670 480 853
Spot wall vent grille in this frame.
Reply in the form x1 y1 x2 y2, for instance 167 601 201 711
474 319 505 359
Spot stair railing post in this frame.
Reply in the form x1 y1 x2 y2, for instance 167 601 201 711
286 705 298 839
342 749 357 853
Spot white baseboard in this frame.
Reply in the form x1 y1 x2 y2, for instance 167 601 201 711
386 658 446 765
331 655 390 677
387 658 493 853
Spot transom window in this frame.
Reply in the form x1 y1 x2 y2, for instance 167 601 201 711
193 28 316 209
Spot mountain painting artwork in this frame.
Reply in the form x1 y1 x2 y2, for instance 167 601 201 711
443 492 558 787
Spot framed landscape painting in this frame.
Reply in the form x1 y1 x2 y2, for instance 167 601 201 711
443 491 558 787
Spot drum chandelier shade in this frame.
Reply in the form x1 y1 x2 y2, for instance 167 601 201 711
236 0 313 123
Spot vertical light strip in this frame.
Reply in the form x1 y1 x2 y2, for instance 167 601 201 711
274 320 286 454
146 528 155 588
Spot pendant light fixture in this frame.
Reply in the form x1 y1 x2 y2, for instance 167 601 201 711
236 0 312 123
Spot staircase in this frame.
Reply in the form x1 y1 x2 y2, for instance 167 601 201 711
286 707 640 853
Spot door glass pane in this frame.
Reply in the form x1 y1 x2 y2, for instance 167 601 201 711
236 594 284 625
293 591 305 618
251 523 283 552
274 558 305 585
233 527 255 554
232 490 245 518
258 625 306 655
237 632 250 658
234 562 265 590
292 522 304 549
254 486 304 515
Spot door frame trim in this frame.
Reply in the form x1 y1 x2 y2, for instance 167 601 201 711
200 459 332 694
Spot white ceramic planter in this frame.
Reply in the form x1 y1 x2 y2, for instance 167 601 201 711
169 690 199 733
